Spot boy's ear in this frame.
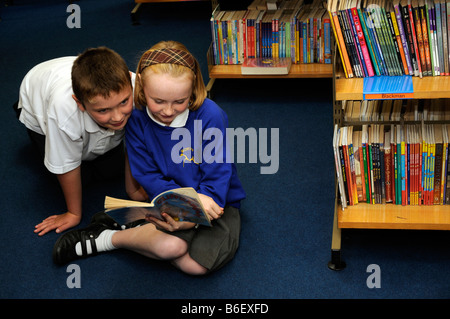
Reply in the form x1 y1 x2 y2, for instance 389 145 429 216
72 95 85 112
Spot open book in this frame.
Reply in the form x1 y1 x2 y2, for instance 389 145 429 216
104 187 212 227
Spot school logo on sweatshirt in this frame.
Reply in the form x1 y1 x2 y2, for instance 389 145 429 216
179 147 199 166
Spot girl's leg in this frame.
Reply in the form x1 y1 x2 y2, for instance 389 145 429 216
112 223 208 275
112 223 188 260
171 253 208 276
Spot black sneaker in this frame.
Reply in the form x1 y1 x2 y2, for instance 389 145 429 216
52 223 109 265
91 211 146 229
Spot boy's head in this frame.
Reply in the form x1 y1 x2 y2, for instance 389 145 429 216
71 47 133 131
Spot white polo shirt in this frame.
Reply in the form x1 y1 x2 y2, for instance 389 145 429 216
18 56 128 175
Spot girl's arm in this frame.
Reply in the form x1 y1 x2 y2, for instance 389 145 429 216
124 152 149 201
125 113 181 199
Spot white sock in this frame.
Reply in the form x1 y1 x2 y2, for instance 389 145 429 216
75 229 117 256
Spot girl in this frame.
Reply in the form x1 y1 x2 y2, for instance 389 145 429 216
53 41 246 275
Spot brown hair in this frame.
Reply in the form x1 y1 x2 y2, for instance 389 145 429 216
72 47 131 104
134 41 206 111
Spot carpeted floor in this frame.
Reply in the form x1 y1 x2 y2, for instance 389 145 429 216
1 0 450 306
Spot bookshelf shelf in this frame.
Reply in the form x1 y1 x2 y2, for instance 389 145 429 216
206 45 333 95
335 76 450 101
209 63 333 79
338 204 450 230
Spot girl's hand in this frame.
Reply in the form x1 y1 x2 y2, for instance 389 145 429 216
147 213 195 232
198 193 224 220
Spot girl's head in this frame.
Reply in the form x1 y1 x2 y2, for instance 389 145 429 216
134 41 207 124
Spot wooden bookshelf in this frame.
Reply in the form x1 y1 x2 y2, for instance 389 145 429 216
329 46 450 271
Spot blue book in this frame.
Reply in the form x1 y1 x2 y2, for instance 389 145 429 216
363 75 413 99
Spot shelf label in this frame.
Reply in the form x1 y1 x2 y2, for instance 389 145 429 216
363 75 413 100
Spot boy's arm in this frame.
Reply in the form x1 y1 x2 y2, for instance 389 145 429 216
34 166 82 236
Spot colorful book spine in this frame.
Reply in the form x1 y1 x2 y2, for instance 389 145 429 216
420 3 433 75
391 10 409 75
351 7 375 76
394 3 414 75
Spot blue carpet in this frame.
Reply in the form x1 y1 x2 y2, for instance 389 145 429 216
1 0 450 303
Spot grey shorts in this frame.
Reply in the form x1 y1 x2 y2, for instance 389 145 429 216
165 205 241 273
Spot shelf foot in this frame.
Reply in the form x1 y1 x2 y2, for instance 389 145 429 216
328 249 346 271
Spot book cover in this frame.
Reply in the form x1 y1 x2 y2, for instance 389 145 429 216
374 2 396 76
402 0 421 76
394 0 414 75
351 4 375 76
241 57 292 74
363 74 414 100
385 130 393 203
360 4 381 75
382 2 403 76
390 9 410 75
333 124 348 209
412 0 427 76
433 124 443 204
408 0 424 77
362 124 371 203
104 187 212 227
441 0 449 75
444 124 450 205
419 0 433 76
435 0 445 75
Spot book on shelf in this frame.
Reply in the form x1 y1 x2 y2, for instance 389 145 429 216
209 0 332 66
328 0 450 78
362 74 414 99
334 115 450 207
241 57 293 74
104 187 212 227
341 97 450 121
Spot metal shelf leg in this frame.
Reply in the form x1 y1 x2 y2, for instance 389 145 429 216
328 208 346 271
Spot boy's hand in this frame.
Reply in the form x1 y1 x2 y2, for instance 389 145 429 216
34 212 81 236
198 193 224 220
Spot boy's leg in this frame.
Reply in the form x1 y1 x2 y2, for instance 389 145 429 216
26 129 46 160
81 141 125 185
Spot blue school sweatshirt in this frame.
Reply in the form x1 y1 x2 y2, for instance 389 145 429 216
125 98 246 208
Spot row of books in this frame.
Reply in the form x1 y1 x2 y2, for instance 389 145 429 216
328 0 450 78
209 0 332 65
333 123 450 208
343 98 450 122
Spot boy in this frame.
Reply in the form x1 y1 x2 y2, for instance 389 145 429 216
16 47 137 236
